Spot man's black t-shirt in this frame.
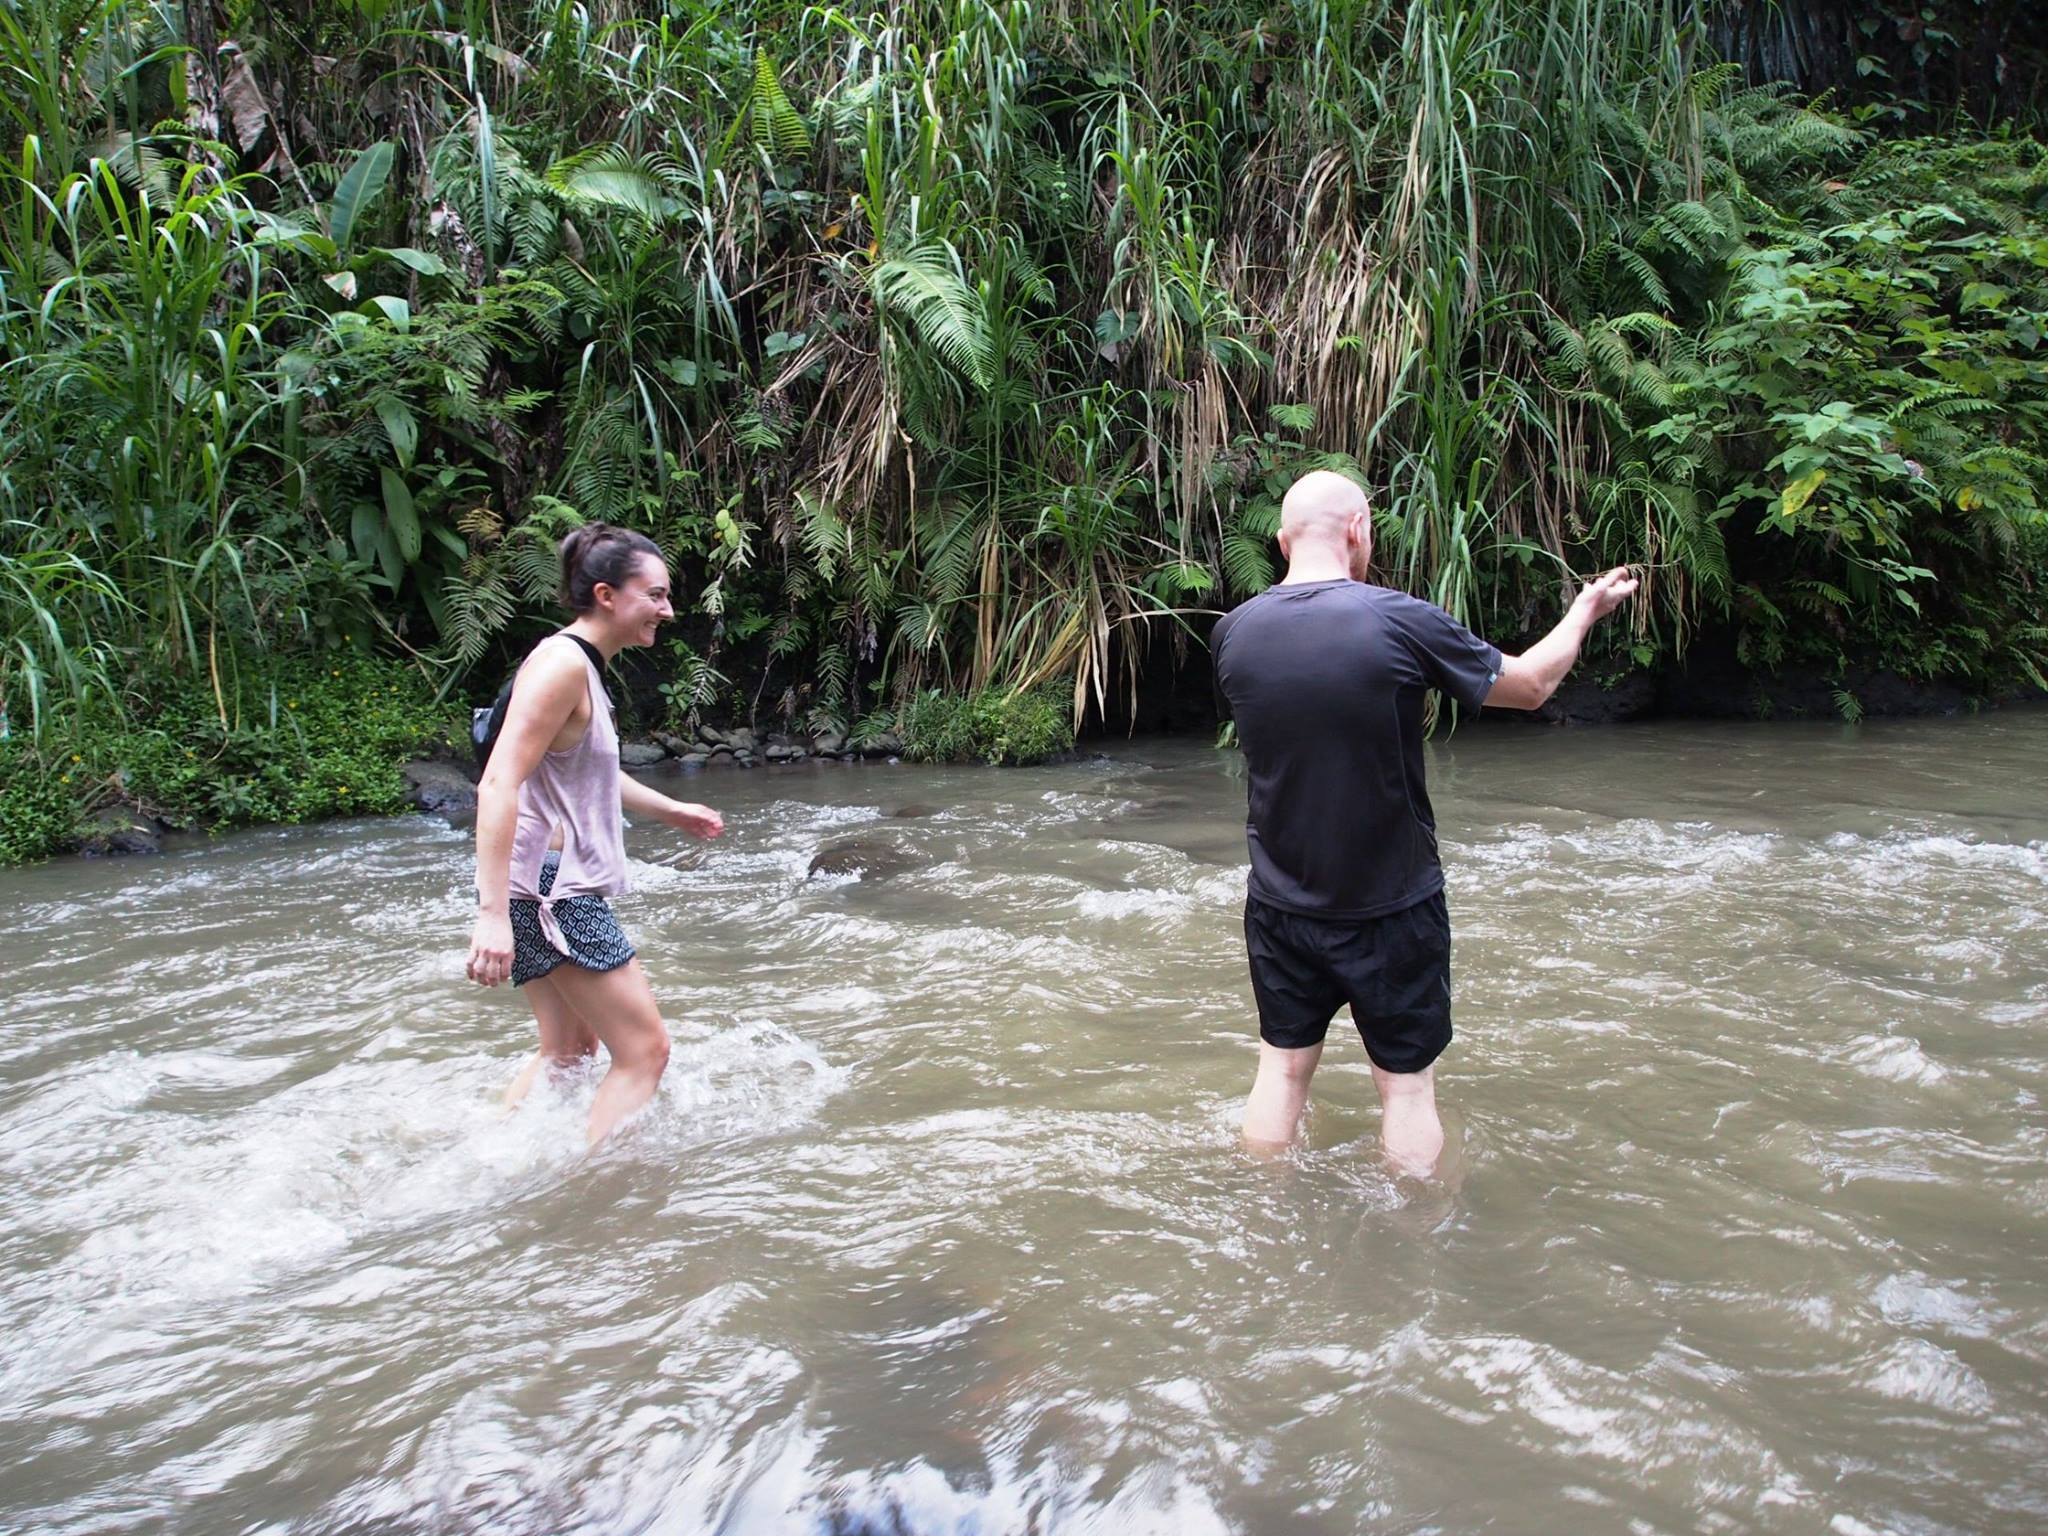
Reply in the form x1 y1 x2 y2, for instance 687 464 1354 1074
1211 579 1503 920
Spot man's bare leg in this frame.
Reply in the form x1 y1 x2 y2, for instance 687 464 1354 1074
1372 1062 1444 1177
504 973 600 1109
1243 1040 1324 1152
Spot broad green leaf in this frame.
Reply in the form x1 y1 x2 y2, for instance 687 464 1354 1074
372 246 448 277
365 295 410 332
565 168 671 217
330 141 394 251
474 97 498 283
381 467 421 563
1781 469 1827 519
252 212 337 261
349 501 382 565
375 396 417 469
872 244 993 387
1093 308 1143 360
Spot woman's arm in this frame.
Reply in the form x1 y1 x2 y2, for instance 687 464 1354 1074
620 774 724 839
466 649 586 987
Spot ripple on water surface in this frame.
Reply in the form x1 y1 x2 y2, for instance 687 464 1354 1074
0 719 2045 1533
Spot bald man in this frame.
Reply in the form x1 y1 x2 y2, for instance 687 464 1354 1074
1210 471 1637 1174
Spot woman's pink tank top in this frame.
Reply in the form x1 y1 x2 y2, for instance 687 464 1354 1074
506 635 629 954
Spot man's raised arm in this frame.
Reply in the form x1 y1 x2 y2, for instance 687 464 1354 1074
1484 567 1639 711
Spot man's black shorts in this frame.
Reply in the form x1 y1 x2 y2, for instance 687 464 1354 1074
1242 890 1452 1072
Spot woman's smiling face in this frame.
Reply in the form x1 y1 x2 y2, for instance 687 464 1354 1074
603 552 675 646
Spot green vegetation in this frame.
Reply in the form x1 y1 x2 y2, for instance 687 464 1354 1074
1549 130 2048 692
900 686 1072 766
0 654 454 862
1 0 2046 856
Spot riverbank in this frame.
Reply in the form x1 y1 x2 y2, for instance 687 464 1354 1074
8 638 2039 866
0 668 1079 864
388 723 920 837
1514 658 2048 728
1108 620 2048 737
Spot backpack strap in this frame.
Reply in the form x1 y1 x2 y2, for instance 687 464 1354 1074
471 632 614 770
562 634 612 705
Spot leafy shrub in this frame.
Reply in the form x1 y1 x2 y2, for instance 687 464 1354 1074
0 745 83 863
0 654 459 864
1544 128 2048 690
655 639 731 731
899 687 1073 766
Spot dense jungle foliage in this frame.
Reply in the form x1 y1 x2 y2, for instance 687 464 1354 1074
2 0 2046 854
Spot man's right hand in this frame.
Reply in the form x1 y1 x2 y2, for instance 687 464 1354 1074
1574 566 1639 624
467 911 515 987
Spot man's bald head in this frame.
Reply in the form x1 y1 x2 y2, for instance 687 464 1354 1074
1278 470 1372 581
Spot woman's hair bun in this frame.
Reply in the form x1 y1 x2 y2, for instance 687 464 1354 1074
559 524 662 613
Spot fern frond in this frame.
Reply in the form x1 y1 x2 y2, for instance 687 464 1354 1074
750 53 812 162
1222 531 1274 595
544 145 676 220
871 241 995 389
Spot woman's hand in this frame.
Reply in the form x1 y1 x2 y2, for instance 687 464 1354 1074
667 801 724 839
467 911 515 987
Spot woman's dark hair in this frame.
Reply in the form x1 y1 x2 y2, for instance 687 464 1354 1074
558 523 663 612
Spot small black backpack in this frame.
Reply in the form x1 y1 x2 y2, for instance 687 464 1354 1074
471 633 611 771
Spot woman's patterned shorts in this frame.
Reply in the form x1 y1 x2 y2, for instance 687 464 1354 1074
509 851 636 986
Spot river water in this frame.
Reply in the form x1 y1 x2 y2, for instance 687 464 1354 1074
2 715 2045 1534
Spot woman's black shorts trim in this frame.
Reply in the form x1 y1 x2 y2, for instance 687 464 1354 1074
1242 890 1452 1072
509 851 636 987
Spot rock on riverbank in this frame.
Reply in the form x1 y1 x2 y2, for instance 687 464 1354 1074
401 759 479 825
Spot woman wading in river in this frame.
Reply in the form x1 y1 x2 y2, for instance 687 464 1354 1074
465 524 723 1147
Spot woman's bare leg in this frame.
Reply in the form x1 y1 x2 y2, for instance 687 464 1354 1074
545 956 671 1148
504 972 599 1108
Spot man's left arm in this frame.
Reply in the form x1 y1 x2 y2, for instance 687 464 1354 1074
1483 567 1638 711
1394 592 1506 713
1209 614 1238 735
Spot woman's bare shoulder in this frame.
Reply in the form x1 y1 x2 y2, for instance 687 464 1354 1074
512 639 589 710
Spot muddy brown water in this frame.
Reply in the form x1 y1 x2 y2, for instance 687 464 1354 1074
2 715 2045 1533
